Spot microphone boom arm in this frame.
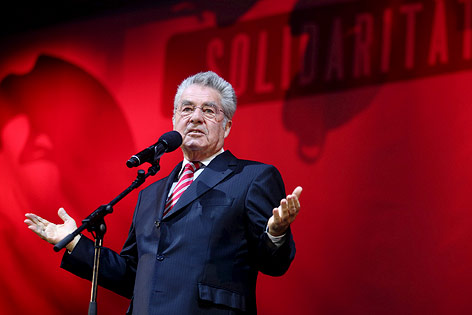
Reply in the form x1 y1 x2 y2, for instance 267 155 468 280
53 161 160 252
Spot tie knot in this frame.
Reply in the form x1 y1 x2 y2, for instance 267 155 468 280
184 161 201 173
164 161 202 217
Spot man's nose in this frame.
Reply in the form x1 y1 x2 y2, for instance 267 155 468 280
189 107 204 122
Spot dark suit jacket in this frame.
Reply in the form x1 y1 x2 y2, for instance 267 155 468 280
61 151 296 314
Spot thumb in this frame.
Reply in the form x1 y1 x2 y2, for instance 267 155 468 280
57 207 72 222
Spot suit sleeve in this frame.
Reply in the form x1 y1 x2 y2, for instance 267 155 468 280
60 195 141 299
244 165 296 276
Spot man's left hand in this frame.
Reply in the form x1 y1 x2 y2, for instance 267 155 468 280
268 186 303 237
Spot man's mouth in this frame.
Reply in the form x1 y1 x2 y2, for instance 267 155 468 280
187 129 204 135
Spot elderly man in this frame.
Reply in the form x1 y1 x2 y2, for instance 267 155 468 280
25 71 302 314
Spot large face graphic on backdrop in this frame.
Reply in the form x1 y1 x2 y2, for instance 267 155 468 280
0 55 135 214
0 55 134 313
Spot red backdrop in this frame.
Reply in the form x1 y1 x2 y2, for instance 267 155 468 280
1 0 471 314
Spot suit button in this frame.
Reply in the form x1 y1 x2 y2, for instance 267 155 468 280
156 255 165 261
154 220 160 228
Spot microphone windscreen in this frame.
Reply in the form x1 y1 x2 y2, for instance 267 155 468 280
159 131 182 152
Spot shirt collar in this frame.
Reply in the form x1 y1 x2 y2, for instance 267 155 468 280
180 148 224 173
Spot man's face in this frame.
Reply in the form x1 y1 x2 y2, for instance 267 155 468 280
173 84 231 161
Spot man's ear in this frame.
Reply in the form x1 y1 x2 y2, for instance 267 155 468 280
224 120 232 138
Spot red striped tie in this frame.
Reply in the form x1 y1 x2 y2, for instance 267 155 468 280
163 161 201 217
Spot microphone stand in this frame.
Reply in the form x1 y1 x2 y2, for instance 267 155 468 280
53 160 161 315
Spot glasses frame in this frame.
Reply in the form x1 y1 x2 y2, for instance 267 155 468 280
177 103 225 121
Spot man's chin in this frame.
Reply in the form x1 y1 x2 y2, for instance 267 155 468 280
182 141 206 152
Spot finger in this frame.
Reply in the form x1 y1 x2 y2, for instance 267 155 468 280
25 213 46 226
272 207 281 223
24 218 35 227
57 207 72 223
290 194 300 212
25 213 39 223
24 214 51 241
292 186 303 199
24 214 37 225
279 199 289 219
27 224 42 234
286 195 298 216
26 223 46 239
36 216 51 226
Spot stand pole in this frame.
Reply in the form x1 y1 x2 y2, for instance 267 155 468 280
88 218 106 315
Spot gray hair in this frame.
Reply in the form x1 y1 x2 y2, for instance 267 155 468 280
173 71 237 121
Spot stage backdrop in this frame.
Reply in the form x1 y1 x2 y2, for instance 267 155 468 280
1 0 471 314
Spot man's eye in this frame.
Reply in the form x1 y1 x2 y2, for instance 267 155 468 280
203 107 216 114
181 106 194 113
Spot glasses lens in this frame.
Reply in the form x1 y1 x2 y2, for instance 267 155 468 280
180 105 194 116
201 105 216 118
179 105 220 119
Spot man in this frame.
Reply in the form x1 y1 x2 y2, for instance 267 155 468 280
24 71 302 314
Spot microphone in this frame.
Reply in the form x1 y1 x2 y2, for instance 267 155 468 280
126 131 182 168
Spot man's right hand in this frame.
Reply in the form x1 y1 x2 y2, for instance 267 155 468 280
24 208 80 252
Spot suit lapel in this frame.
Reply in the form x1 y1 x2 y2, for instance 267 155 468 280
164 151 237 219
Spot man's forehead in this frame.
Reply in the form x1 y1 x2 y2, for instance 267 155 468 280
180 84 221 104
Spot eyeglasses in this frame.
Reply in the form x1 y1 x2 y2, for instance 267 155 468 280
177 104 225 120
